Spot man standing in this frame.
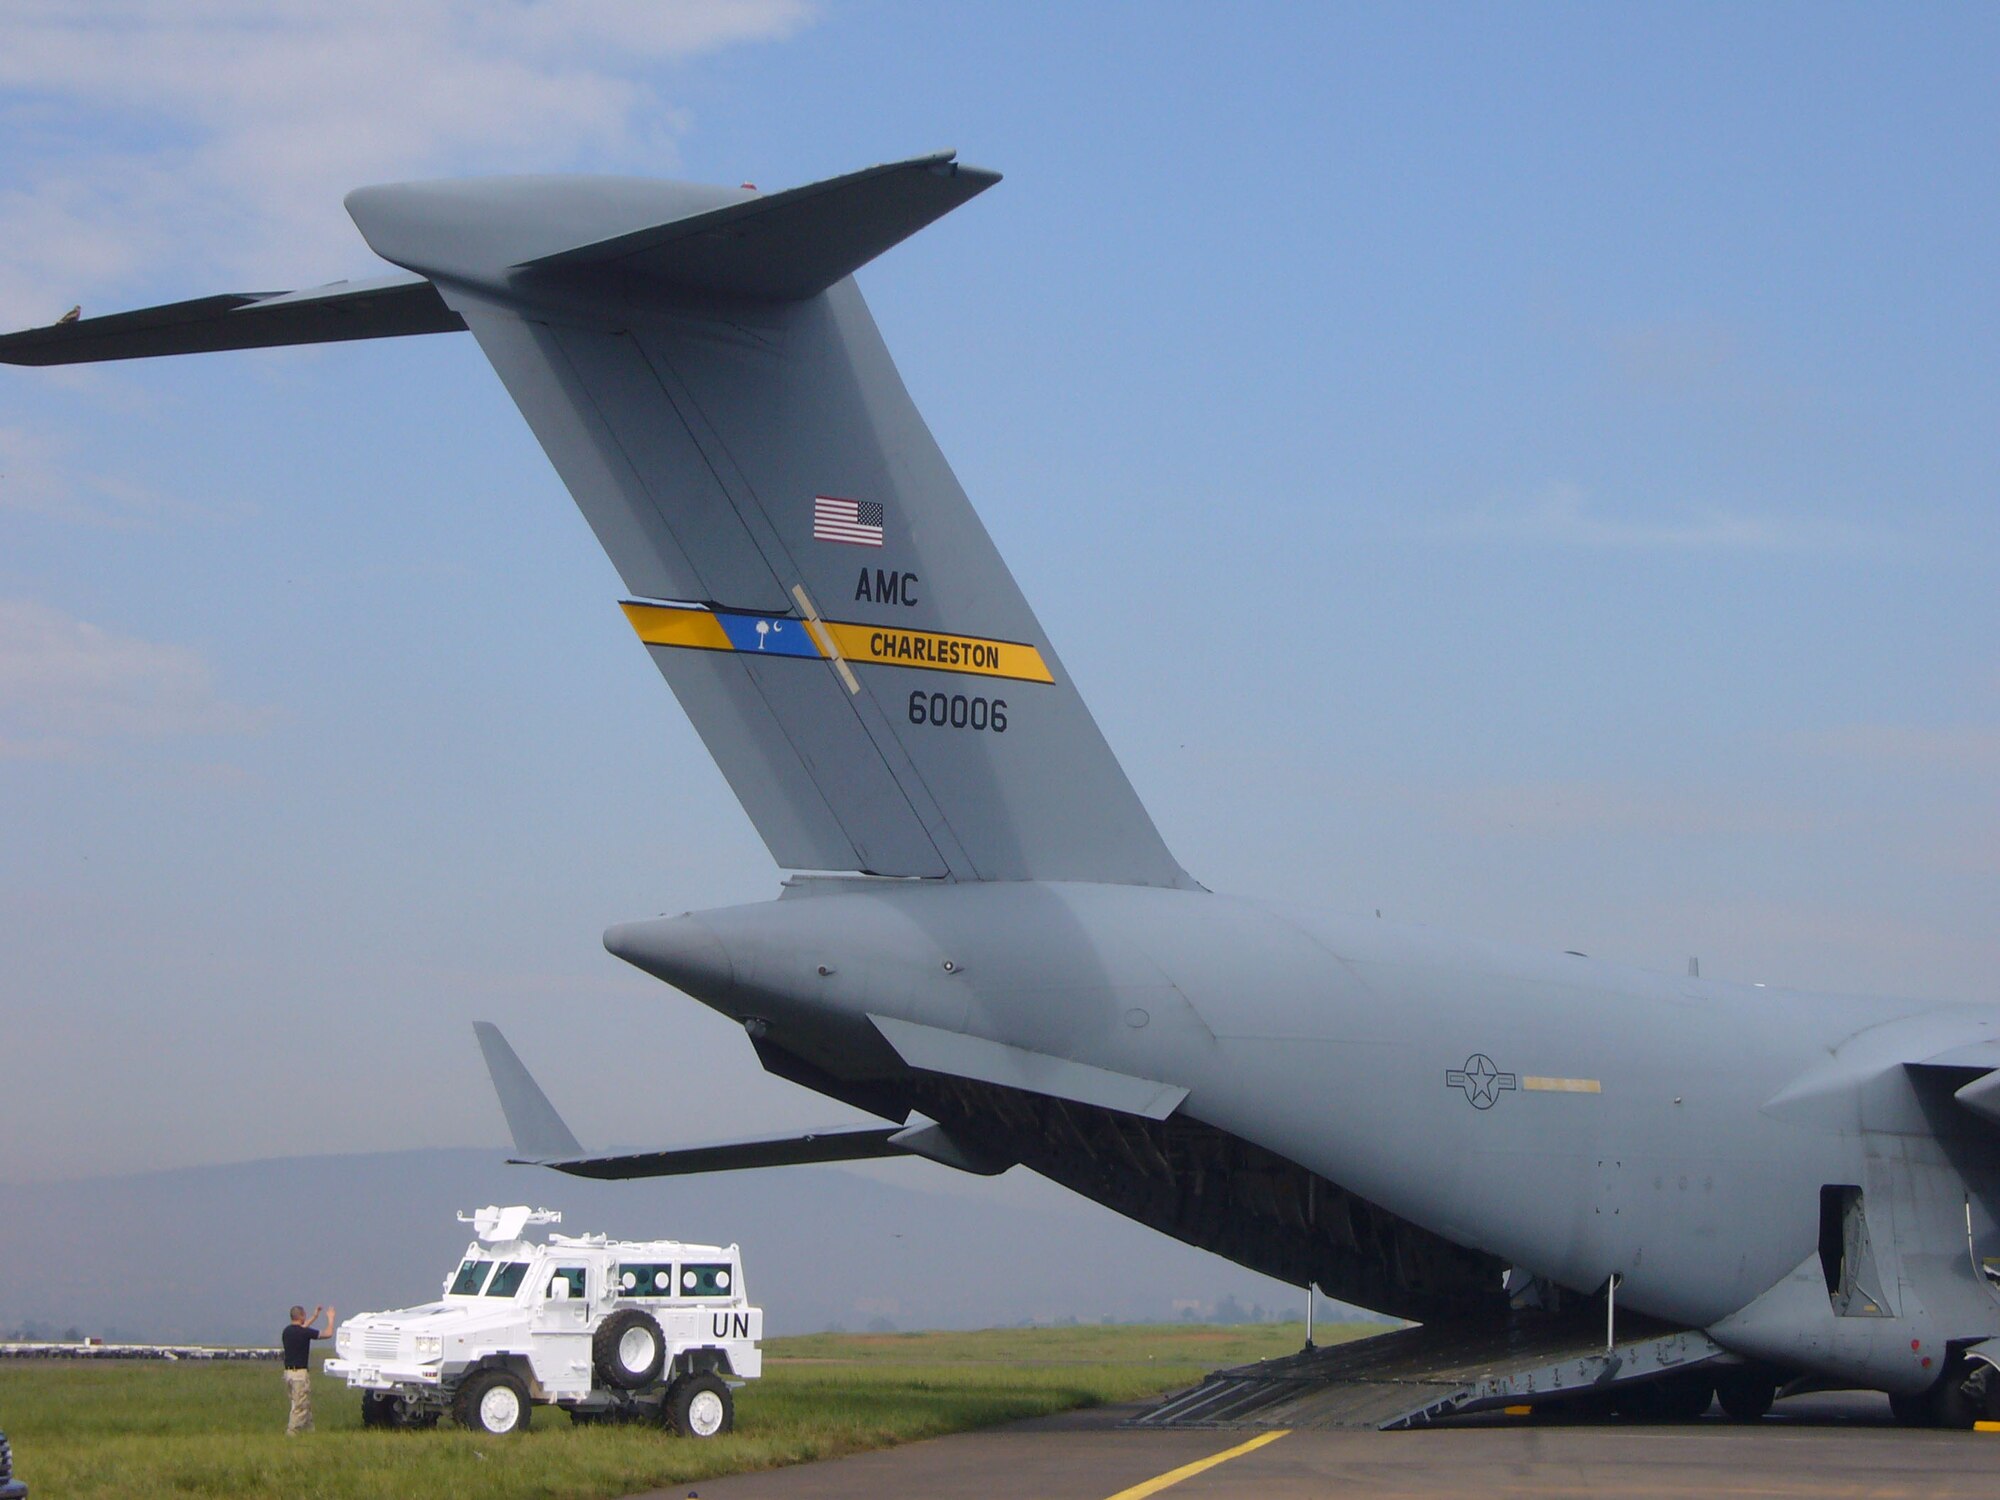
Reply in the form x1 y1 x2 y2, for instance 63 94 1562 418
281 1303 335 1434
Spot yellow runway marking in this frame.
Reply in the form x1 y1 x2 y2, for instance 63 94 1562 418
1103 1430 1290 1500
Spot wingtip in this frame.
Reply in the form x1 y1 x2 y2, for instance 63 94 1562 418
918 148 1001 189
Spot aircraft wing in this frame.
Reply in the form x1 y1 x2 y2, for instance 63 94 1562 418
514 1126 913 1180
0 272 462 365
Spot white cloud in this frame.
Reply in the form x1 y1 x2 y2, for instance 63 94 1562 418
0 598 273 757
1428 482 1880 555
0 0 814 323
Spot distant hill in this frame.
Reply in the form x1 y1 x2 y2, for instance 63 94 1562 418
0 1148 1355 1344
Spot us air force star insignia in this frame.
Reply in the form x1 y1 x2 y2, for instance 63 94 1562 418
1446 1054 1519 1110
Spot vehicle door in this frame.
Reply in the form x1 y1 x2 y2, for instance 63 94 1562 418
531 1263 594 1395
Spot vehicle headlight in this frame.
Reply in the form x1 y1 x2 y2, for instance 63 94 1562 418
412 1335 442 1359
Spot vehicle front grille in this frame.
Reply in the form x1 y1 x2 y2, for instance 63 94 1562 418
362 1331 400 1361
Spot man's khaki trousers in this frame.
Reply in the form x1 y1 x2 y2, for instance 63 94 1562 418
285 1368 313 1434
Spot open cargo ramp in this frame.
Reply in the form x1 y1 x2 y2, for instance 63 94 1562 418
1131 1311 1726 1431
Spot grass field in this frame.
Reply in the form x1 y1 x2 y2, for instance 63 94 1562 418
0 1323 1374 1500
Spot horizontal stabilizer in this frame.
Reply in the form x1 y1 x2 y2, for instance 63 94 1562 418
517 150 1001 301
28 154 1192 888
473 1021 584 1158
517 1125 912 1180
474 1021 1001 1178
0 273 462 366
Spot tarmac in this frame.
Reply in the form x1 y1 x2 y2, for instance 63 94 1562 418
635 1394 2000 1500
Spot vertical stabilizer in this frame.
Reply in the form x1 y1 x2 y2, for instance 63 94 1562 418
346 154 1194 888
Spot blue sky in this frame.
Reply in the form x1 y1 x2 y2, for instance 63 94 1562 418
1 2 1995 1182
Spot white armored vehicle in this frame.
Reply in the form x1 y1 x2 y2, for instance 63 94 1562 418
325 1205 761 1436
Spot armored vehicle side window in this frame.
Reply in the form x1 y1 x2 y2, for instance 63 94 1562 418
616 1262 676 1297
485 1261 529 1297
450 1259 491 1296
547 1266 586 1299
680 1262 734 1296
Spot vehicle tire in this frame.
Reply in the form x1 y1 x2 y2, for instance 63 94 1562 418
455 1369 533 1435
593 1309 666 1390
1714 1369 1776 1422
362 1391 437 1429
666 1372 734 1438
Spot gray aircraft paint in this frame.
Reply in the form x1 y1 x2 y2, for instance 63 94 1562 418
340 158 1194 889
6 152 1996 1403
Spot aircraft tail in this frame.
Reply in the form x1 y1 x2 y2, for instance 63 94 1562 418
345 153 1192 887
3 153 1192 888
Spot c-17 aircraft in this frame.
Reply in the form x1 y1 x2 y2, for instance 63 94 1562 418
8 151 1998 1429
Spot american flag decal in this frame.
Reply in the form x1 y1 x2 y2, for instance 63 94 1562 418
812 495 885 547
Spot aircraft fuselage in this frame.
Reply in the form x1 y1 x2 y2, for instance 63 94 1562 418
609 878 2000 1394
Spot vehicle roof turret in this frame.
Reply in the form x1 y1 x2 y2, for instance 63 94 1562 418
452 1206 739 1262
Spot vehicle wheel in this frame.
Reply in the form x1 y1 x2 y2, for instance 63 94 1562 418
455 1370 533 1435
667 1372 734 1438
593 1309 666 1390
1714 1369 1776 1422
363 1391 437 1429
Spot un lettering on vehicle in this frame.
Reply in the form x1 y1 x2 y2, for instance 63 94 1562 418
712 1311 752 1339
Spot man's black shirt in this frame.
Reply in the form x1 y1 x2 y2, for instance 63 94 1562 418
281 1322 321 1370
